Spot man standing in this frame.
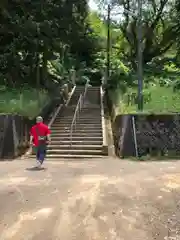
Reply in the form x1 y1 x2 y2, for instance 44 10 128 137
30 116 51 167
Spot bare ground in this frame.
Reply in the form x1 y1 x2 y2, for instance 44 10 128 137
0 158 180 240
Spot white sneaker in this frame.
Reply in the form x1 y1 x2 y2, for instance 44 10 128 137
36 160 42 168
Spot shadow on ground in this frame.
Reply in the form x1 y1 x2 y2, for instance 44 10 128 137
26 167 46 171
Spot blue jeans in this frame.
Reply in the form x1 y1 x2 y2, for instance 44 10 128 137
36 145 47 163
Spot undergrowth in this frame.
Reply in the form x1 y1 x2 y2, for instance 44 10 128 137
0 86 50 118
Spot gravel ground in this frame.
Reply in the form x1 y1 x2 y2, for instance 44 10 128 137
0 158 180 240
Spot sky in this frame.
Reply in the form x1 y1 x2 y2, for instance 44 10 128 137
89 0 98 11
88 0 123 21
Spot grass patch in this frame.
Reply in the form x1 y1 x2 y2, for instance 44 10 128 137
0 86 50 118
109 75 180 114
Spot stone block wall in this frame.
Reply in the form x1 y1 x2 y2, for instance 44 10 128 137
113 114 180 158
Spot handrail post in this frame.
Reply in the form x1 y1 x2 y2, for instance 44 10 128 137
80 95 82 111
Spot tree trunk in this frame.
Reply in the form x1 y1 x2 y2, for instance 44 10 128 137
42 48 48 87
36 53 40 107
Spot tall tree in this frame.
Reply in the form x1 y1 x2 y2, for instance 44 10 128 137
96 0 180 68
175 0 180 62
0 0 97 87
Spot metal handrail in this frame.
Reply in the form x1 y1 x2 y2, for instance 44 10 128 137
70 81 89 146
70 94 83 146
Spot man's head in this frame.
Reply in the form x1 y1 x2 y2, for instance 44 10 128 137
36 116 43 123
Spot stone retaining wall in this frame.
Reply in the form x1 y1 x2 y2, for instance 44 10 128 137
135 115 180 157
0 98 60 159
113 114 180 158
106 91 180 158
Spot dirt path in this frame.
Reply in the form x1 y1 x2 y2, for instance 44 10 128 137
0 158 180 239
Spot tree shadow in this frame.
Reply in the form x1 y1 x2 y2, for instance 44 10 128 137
26 166 46 171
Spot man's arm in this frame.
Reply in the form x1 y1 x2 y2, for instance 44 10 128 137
29 135 33 145
29 127 34 146
47 134 51 143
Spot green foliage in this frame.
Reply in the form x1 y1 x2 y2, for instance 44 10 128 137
96 0 180 68
0 0 98 88
88 11 107 45
164 63 179 73
89 0 180 115
109 73 180 114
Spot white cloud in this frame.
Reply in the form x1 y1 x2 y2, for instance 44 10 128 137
89 0 98 11
88 0 123 21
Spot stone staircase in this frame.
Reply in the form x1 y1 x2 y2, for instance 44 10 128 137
30 86 107 159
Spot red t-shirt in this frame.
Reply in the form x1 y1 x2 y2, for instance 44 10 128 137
30 123 51 146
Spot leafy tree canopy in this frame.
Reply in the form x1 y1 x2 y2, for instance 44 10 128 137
95 0 180 68
0 0 98 87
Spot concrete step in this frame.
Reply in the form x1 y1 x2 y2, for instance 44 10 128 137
77 109 101 111
64 112 100 116
55 121 101 125
85 90 99 93
50 136 103 141
31 149 103 156
50 131 102 135
63 109 100 111
61 116 101 120
78 107 101 110
51 123 102 128
55 118 101 121
60 113 100 117
57 112 101 116
29 154 104 159
57 108 100 112
50 129 102 134
50 126 102 130
53 120 101 125
46 149 103 155
56 119 101 123
64 107 101 110
50 140 103 145
58 109 101 112
56 116 101 120
47 145 102 150
50 132 102 137
52 121 102 128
